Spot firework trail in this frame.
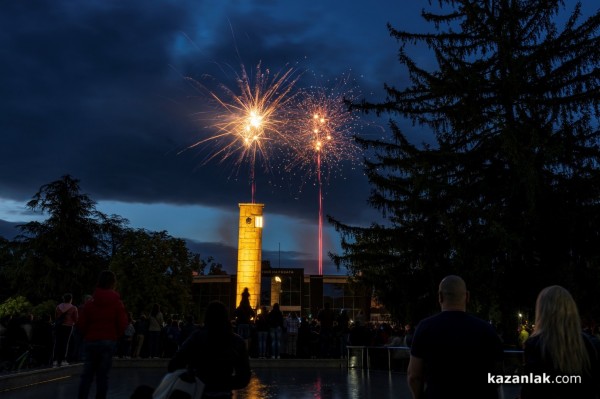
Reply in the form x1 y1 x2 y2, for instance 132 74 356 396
287 73 363 274
182 62 302 203
181 62 364 275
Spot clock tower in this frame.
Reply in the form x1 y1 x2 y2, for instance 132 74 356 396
236 203 264 311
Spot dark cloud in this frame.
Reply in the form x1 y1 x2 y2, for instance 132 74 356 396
0 220 19 240
1 1 192 195
0 0 403 235
2 1 593 275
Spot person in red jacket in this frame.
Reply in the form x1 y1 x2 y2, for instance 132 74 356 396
76 270 128 399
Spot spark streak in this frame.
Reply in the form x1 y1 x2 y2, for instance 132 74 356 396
183 62 301 203
288 74 363 274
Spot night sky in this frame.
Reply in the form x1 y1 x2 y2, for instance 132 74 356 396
0 1 595 274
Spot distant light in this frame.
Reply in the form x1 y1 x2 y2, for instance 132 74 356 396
275 276 282 283
255 215 263 228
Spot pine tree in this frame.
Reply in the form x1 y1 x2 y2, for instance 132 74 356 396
12 175 110 302
330 0 600 324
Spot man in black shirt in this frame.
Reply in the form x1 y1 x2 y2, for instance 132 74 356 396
407 275 503 399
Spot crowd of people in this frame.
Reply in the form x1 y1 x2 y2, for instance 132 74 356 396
227 290 418 360
4 292 599 370
0 301 415 371
2 276 600 398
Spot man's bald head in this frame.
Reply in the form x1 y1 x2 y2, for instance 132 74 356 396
438 275 469 311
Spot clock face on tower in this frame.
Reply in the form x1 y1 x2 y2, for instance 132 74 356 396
246 217 252 224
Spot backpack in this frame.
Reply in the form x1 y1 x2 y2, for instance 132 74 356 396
152 369 204 399
124 323 136 337
167 326 180 342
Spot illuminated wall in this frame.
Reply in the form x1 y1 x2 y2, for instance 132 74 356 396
270 277 282 307
236 203 264 311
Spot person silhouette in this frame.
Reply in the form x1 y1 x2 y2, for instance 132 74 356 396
234 288 255 349
168 301 251 398
77 270 128 399
407 275 503 399
267 303 284 359
521 285 600 398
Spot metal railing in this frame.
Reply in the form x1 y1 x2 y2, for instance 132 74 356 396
347 346 524 372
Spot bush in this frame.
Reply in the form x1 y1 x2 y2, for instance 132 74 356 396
0 296 32 318
32 300 57 321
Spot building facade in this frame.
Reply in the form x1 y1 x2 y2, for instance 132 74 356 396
191 261 372 323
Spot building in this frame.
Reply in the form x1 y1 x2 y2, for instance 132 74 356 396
192 261 372 322
191 202 381 324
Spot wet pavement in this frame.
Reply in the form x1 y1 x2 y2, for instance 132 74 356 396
1 365 521 398
236 368 405 399
1 367 403 398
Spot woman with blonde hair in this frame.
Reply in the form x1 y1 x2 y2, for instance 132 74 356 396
521 285 600 398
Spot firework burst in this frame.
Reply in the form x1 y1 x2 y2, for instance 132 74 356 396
287 74 362 182
287 73 363 274
182 61 302 202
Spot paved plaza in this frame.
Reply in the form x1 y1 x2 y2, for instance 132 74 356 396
1 361 521 399
1 366 398 399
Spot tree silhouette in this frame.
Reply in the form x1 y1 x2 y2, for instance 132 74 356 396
110 229 196 316
330 1 600 325
11 175 108 302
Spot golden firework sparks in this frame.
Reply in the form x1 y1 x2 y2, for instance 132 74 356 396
182 61 302 201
